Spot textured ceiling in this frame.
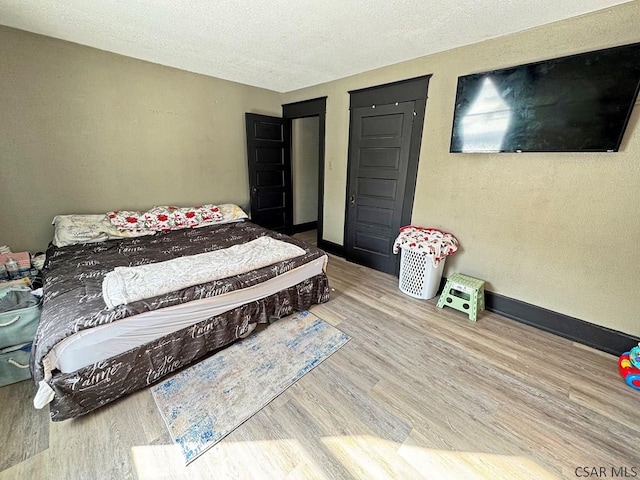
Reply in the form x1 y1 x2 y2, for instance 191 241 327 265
0 0 633 92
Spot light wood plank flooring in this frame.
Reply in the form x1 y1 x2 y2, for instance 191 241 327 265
1 231 639 479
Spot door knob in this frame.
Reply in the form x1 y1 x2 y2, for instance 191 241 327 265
252 187 258 194
350 194 355 205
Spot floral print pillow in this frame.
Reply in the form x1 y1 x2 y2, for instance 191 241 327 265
191 204 224 227
142 205 224 231
107 204 236 232
143 206 183 231
107 211 147 231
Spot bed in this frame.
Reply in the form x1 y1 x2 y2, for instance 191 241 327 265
31 209 330 421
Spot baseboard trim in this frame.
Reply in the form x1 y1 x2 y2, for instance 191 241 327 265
485 292 640 356
292 221 318 234
317 239 345 257
437 278 638 355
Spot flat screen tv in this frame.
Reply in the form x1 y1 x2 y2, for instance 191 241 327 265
450 42 640 153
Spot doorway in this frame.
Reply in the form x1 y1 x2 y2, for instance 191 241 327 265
245 97 326 240
283 97 327 245
291 117 320 232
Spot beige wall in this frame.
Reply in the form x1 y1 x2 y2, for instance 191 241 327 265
283 2 640 336
0 26 282 252
292 117 319 225
1 4 639 336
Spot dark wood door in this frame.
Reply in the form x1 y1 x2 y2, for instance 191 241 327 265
345 101 416 274
245 113 292 233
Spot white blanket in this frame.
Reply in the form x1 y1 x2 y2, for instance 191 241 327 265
102 236 306 309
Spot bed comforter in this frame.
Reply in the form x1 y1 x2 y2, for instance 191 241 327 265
31 221 330 420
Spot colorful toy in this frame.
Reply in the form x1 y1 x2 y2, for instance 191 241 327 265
618 343 640 390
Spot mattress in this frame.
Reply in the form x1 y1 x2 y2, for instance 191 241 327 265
49 256 326 372
31 221 331 420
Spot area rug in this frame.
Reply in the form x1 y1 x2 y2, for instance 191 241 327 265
150 310 350 464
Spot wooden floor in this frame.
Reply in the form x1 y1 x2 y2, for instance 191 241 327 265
2 230 639 479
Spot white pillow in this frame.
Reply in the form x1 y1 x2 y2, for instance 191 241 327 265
218 204 249 223
52 215 110 247
52 215 153 247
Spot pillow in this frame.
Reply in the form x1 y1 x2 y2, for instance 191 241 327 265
140 205 224 231
107 211 147 231
106 204 248 233
143 206 183 231
52 214 154 247
102 223 154 240
218 204 249 223
190 204 224 227
179 205 224 228
52 215 110 247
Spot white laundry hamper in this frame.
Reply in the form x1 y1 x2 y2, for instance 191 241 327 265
398 247 446 299
393 225 458 300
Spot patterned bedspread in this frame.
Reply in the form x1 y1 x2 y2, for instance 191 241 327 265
32 221 327 382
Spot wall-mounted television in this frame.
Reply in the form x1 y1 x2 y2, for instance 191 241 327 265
449 42 640 153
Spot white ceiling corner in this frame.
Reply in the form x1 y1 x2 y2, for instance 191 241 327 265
0 0 633 92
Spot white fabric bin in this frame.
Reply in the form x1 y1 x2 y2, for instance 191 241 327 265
398 247 445 299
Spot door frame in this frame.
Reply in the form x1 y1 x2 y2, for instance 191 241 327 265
282 97 327 246
344 75 431 274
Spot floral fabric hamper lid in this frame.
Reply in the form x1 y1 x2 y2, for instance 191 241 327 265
392 225 459 266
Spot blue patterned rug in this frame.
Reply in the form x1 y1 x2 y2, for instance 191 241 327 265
150 310 350 464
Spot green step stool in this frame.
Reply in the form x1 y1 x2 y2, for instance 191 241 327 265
436 273 485 321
